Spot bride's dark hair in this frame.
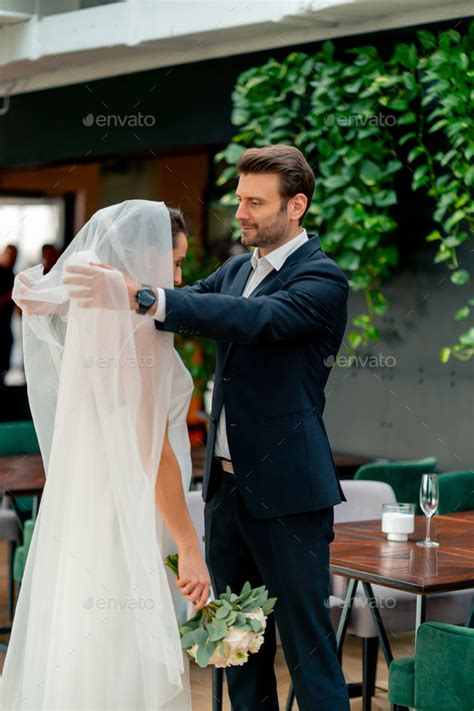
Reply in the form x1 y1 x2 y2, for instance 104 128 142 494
167 207 187 246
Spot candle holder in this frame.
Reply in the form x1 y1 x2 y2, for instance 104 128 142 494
382 503 415 542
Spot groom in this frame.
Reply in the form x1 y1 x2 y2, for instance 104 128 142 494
68 145 350 710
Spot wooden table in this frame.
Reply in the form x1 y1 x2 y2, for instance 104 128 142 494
189 439 373 483
0 453 45 497
0 454 45 644
0 453 45 521
331 512 474 667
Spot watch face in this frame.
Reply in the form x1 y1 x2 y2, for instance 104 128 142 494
138 287 156 308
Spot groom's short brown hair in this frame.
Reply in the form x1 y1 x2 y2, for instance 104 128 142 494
236 144 315 220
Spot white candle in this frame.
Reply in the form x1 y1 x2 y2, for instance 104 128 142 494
382 510 415 542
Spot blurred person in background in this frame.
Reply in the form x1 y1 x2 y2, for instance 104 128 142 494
41 243 60 274
0 244 18 382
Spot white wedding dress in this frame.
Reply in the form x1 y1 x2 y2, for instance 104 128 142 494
2 201 194 710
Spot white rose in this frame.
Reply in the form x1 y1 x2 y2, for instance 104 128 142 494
187 644 198 661
209 645 234 668
227 651 249 666
245 609 267 632
224 627 255 655
248 633 265 654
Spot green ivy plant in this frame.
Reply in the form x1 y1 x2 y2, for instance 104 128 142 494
389 27 474 361
217 22 474 361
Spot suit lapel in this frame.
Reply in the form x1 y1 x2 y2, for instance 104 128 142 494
249 233 321 298
228 258 252 297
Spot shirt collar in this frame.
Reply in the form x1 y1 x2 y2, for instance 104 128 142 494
251 229 308 271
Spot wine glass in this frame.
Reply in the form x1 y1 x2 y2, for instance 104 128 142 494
416 473 440 547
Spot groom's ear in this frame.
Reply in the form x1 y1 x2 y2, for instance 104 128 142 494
288 193 307 222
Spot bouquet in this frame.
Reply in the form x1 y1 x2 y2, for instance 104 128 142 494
165 554 277 668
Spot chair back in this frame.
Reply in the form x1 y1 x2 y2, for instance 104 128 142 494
354 457 437 513
335 480 397 524
438 471 474 514
0 421 40 456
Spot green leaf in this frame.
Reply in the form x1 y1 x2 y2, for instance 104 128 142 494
206 620 228 642
429 119 449 134
454 306 470 321
408 146 426 162
249 618 263 633
417 30 436 49
440 347 451 363
348 331 362 350
262 597 277 615
353 314 371 328
240 581 252 596
460 328 474 346
181 631 196 649
398 112 417 125
360 160 382 185
450 270 469 286
323 175 350 189
196 641 217 668
223 143 246 165
193 628 209 645
373 190 397 207
392 43 418 70
338 252 360 271
399 132 416 146
444 210 466 232
426 230 442 242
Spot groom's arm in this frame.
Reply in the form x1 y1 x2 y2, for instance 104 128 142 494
154 260 348 344
154 260 229 320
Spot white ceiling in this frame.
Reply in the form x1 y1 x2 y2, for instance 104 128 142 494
0 0 472 97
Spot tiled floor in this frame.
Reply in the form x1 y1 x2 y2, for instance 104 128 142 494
0 541 414 709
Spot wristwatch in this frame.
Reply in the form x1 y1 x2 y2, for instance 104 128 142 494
134 284 157 315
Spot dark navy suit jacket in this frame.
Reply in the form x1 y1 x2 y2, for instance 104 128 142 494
155 233 348 518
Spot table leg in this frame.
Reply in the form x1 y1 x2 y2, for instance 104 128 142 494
415 595 426 632
361 582 393 666
464 596 474 629
212 667 223 711
8 498 24 532
336 577 359 656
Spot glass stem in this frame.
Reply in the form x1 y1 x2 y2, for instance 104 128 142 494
425 514 431 542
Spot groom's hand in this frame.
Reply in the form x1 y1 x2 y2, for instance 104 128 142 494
64 262 139 310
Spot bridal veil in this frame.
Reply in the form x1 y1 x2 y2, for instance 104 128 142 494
3 200 192 709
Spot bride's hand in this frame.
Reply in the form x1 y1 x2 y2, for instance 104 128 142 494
176 547 211 611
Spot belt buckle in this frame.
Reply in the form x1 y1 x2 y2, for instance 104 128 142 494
220 458 234 475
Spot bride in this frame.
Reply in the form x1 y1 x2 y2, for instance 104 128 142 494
2 200 210 709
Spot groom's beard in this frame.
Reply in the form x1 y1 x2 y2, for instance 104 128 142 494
240 209 290 250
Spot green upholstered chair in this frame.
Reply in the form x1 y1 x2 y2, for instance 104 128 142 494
0 420 40 618
0 420 40 519
354 457 437 514
13 519 35 584
0 420 40 454
388 622 474 710
437 471 474 515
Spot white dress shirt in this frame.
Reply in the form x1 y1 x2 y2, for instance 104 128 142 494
155 229 309 460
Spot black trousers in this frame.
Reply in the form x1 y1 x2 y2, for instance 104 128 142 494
204 463 350 711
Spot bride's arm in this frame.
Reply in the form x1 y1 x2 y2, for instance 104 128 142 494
156 426 211 611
